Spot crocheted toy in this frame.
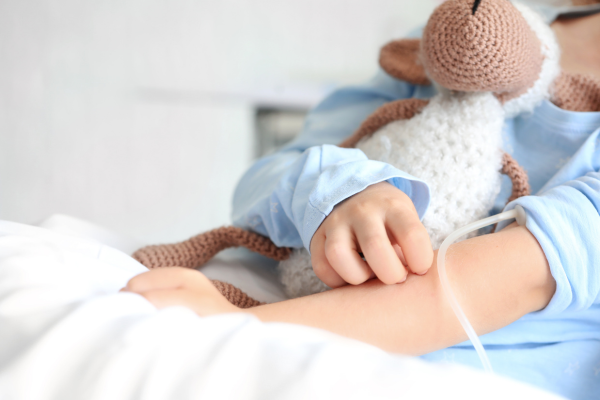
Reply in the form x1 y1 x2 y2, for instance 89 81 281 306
133 0 600 307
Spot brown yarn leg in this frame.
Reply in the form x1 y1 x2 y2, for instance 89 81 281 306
491 152 531 233
211 280 264 308
132 226 292 270
501 152 531 203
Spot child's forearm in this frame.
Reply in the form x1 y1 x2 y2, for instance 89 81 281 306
246 223 555 355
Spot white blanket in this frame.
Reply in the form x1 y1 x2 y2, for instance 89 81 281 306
0 219 563 399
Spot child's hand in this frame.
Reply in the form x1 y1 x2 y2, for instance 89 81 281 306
121 267 239 315
310 181 433 288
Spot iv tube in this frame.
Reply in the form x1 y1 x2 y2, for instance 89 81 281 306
437 206 526 373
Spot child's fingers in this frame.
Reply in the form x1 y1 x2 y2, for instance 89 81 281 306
354 219 407 284
124 267 210 294
310 233 346 288
324 228 371 285
386 212 433 275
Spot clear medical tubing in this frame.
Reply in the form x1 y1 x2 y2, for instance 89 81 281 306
437 206 527 373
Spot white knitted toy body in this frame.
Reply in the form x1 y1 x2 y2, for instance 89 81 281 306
358 90 505 249
280 91 506 298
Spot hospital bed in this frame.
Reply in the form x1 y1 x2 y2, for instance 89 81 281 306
0 215 563 399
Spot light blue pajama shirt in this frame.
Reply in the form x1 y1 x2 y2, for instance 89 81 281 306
231 16 600 400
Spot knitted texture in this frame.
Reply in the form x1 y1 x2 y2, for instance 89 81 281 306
422 0 543 97
339 99 429 148
502 152 531 202
553 72 600 112
357 90 505 249
132 226 292 270
211 279 264 308
280 96 534 298
379 39 431 86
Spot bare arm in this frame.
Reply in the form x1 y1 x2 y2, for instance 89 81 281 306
127 223 555 355
248 223 554 355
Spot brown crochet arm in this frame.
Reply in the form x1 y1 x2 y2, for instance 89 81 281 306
552 72 600 112
502 152 531 203
132 226 292 270
339 98 429 148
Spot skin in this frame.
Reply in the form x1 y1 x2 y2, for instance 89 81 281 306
552 13 600 80
124 222 554 355
123 12 599 355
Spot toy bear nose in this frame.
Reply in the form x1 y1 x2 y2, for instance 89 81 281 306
422 0 543 95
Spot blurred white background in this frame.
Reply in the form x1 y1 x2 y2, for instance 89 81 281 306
0 0 444 245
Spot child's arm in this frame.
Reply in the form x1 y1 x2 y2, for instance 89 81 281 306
231 72 435 285
125 222 555 355
250 223 554 354
264 160 600 354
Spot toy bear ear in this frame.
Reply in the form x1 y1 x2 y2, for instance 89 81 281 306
379 38 431 86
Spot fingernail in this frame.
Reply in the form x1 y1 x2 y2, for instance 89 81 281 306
399 275 407 283
416 271 428 276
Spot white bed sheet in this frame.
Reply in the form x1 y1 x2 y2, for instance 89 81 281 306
37 214 289 304
0 217 564 399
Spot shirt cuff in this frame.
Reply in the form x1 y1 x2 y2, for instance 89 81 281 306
300 158 430 251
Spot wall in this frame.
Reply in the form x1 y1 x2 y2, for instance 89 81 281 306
0 0 440 244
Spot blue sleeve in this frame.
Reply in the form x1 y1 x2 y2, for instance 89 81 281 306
232 71 433 250
498 128 600 314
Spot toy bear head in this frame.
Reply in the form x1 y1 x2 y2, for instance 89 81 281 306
422 0 542 100
380 0 561 116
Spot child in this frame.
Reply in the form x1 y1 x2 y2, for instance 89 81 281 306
124 2 600 398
